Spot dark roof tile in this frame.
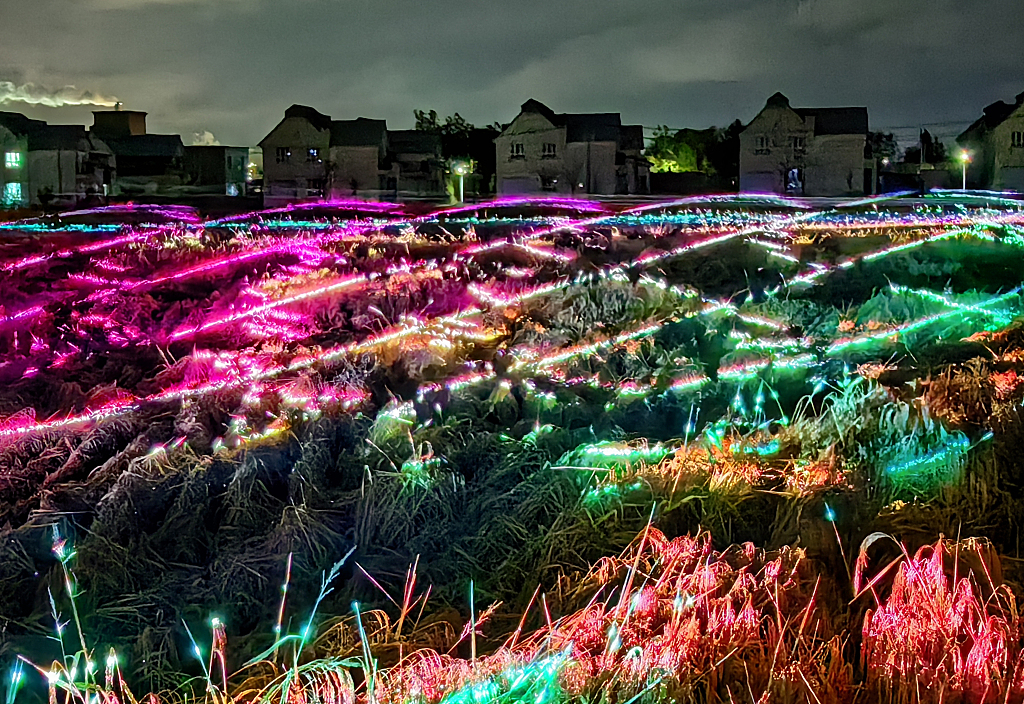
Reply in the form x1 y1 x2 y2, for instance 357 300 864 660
330 118 387 147
0 111 46 136
387 130 441 154
106 134 185 157
795 107 868 136
284 104 332 132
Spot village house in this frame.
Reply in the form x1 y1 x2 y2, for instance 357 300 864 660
183 145 250 196
0 111 115 208
957 91 1024 192
739 93 869 197
493 99 649 196
328 117 389 197
90 109 185 196
259 105 447 205
386 130 444 197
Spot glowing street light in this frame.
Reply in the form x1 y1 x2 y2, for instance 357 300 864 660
452 160 470 203
959 150 971 190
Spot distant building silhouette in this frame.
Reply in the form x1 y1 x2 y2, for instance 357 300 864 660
91 109 184 195
0 111 114 208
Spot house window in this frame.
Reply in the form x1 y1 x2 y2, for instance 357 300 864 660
542 143 557 158
306 148 321 163
276 147 292 164
510 142 525 159
755 136 770 153
1013 132 1024 148
5 151 22 169
2 182 22 205
792 136 806 151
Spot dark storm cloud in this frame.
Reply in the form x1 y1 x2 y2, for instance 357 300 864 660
0 0 1021 147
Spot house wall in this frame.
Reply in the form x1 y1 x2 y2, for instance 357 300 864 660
564 141 617 195
803 134 866 196
495 113 567 194
1 128 28 207
185 146 248 195
991 104 1024 191
740 106 812 194
741 106 865 196
961 134 997 189
618 155 650 195
261 117 330 203
27 150 78 203
327 145 383 196
393 152 444 195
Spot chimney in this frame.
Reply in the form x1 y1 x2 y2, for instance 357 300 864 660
92 110 147 138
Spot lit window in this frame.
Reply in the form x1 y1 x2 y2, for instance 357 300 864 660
1013 132 1024 148
542 143 557 158
276 147 291 164
510 142 524 158
5 152 22 169
3 182 22 205
307 148 320 163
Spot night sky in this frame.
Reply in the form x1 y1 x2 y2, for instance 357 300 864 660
1 0 1021 150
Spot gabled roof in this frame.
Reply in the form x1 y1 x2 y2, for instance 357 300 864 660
106 134 184 158
564 113 621 142
748 93 868 136
796 107 869 136
27 125 90 151
0 111 46 136
330 118 387 147
284 104 332 132
0 114 113 153
184 145 248 154
387 130 441 155
514 99 624 143
958 92 1024 143
520 99 558 123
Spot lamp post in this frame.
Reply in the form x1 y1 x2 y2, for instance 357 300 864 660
959 150 971 190
452 160 469 203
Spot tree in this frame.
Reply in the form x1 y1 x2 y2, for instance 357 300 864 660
413 108 441 132
414 109 475 140
644 121 742 190
646 126 709 173
902 129 947 165
706 120 743 187
413 109 502 196
867 132 899 161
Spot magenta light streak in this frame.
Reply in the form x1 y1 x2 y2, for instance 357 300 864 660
632 228 745 267
209 199 405 225
168 274 366 342
2 230 158 273
424 196 610 222
0 306 44 328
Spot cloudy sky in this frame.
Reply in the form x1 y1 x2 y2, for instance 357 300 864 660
1 0 1021 149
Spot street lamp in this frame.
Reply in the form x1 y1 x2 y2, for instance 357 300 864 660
959 150 971 190
452 160 470 203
